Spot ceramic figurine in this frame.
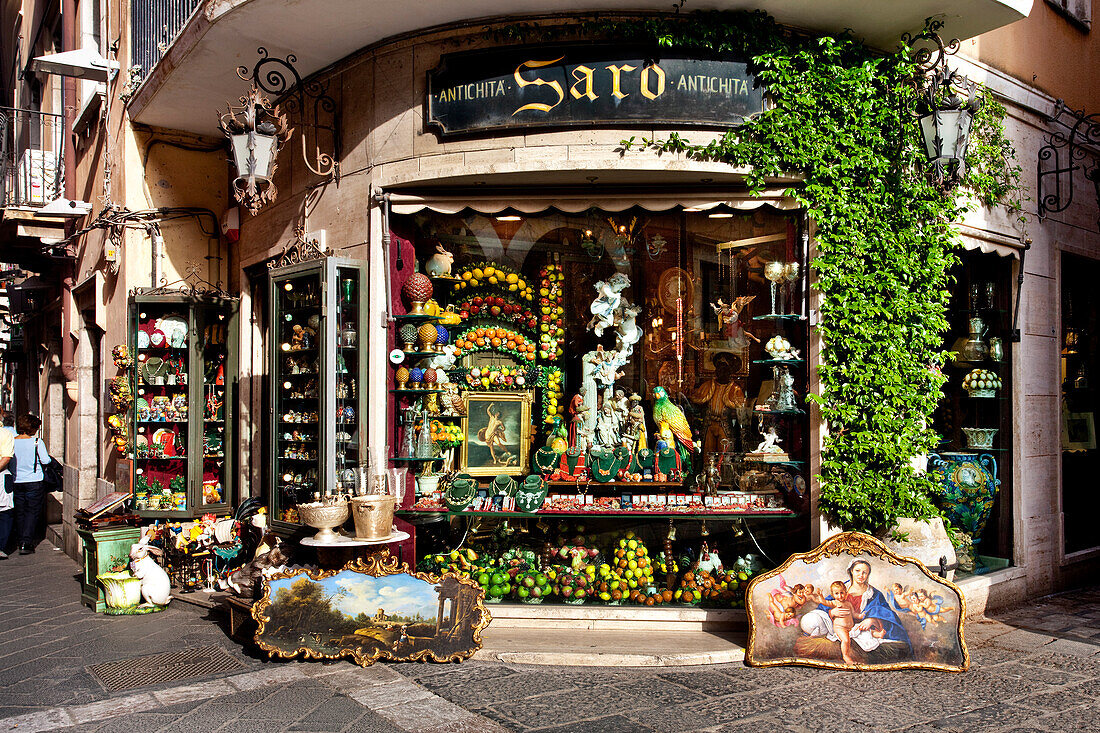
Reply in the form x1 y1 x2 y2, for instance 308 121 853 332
425 244 455 277
651 386 698 473
408 367 424 389
710 296 760 348
587 272 631 337
754 426 784 454
434 324 449 348
595 403 619 449
568 387 589 448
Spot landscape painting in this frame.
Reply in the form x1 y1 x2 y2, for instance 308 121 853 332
253 552 490 666
746 532 968 672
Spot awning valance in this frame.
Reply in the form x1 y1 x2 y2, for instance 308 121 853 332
956 223 1025 259
387 190 800 216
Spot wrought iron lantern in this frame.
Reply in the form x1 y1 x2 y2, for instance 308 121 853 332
218 84 291 215
907 23 983 189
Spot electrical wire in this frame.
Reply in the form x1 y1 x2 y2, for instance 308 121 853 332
741 518 776 566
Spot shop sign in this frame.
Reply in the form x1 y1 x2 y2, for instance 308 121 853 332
426 45 764 136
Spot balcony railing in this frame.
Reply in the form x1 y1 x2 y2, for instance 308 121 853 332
131 0 203 80
0 107 65 208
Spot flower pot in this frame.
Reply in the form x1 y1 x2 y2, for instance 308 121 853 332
350 494 396 541
880 517 958 580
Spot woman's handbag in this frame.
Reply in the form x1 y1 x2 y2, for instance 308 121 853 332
34 440 63 492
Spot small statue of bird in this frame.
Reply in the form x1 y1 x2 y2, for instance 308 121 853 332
651 386 698 473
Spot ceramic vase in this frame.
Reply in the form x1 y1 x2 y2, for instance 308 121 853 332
928 451 1001 552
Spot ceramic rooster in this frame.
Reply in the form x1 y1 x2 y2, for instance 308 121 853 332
652 386 698 473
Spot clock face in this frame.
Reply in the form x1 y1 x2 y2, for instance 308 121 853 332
658 268 694 314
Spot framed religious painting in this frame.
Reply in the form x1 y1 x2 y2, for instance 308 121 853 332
746 532 969 672
459 391 533 477
253 551 490 667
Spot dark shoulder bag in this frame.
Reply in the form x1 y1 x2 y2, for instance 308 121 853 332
35 440 63 492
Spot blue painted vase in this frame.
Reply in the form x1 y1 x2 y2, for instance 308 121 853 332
927 451 1000 546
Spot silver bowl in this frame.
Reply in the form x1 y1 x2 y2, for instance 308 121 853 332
297 500 349 542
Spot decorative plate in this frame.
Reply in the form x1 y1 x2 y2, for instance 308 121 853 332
149 329 167 348
137 330 150 349
658 267 694 315
153 429 176 456
160 315 188 348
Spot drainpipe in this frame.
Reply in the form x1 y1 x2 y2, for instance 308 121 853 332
59 0 78 402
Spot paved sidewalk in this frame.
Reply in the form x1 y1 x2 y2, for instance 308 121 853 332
1 541 1098 732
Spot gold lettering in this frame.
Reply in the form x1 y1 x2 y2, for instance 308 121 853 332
676 75 687 91
570 65 597 101
640 64 666 100
513 57 566 114
605 64 637 100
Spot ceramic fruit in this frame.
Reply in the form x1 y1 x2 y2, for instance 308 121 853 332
395 366 410 390
423 368 438 385
402 273 433 314
408 367 424 388
399 324 418 352
435 324 449 346
962 368 1002 398
417 322 439 351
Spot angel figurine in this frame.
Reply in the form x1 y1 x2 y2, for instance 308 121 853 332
710 295 759 348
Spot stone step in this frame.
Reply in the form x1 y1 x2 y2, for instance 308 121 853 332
486 602 747 631
475 627 747 666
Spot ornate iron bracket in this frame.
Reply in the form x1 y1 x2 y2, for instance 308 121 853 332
239 48 340 183
130 261 235 299
268 224 328 270
1037 100 1100 230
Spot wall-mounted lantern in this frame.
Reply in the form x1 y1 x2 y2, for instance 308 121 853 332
906 22 983 190
217 84 291 215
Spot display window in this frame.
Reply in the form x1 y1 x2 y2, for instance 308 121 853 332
388 204 810 607
1061 252 1100 556
931 250 1014 575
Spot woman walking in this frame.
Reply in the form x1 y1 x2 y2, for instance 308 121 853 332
11 414 51 555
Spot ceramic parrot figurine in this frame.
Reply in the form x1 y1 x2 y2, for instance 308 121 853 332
652 386 698 473
547 417 569 453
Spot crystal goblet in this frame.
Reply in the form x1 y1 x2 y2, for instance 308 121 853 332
764 261 786 315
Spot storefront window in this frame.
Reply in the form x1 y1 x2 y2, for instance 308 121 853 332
932 251 1014 574
1061 252 1100 555
390 205 809 607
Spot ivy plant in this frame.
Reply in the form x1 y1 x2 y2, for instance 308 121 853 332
589 11 1021 532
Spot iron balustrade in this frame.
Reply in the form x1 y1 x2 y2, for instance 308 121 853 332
0 107 65 208
130 0 203 80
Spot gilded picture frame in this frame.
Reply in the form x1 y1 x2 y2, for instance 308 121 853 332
745 532 969 673
251 550 491 667
460 391 532 477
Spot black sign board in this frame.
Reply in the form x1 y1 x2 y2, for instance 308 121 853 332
426 45 764 137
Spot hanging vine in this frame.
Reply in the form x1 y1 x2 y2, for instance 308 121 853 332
557 10 1021 532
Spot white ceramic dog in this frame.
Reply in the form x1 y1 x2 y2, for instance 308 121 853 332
129 535 172 607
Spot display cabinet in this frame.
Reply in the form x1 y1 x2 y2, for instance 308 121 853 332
268 257 367 531
130 292 238 519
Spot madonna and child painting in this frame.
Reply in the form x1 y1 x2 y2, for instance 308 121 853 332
746 532 968 672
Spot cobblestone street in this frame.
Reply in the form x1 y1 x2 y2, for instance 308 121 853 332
1 542 1098 732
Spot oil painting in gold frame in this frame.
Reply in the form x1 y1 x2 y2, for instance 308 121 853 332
746 532 968 672
459 391 532 477
252 550 491 667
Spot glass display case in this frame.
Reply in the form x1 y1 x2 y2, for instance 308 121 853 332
268 258 367 531
130 293 238 518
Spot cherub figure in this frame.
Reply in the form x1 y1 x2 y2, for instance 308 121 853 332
767 575 808 627
912 588 955 626
587 272 631 336
887 583 914 615
824 580 862 664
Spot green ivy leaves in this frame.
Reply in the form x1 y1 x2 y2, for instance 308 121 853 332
599 12 1019 533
